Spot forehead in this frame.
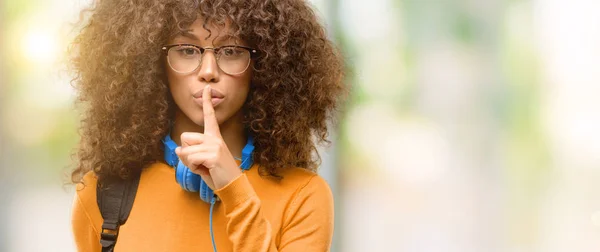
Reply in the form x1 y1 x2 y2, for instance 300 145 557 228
174 18 239 45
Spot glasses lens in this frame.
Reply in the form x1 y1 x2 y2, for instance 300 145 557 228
167 45 201 73
217 46 251 75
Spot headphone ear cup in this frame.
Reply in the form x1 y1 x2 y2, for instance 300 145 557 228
175 160 201 192
199 180 215 203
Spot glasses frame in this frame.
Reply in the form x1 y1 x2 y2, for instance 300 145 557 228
161 44 260 75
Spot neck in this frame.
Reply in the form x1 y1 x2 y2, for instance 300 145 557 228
170 109 246 159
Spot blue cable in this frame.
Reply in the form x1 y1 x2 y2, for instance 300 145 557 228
209 196 218 252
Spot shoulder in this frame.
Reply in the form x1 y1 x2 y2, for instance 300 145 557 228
75 161 172 194
74 171 100 212
72 171 102 236
280 167 332 195
250 166 334 204
283 168 333 207
73 162 171 225
262 168 335 235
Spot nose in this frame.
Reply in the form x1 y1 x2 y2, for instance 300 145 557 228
197 49 220 83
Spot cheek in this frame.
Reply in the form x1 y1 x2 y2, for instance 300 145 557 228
167 71 189 98
233 75 252 103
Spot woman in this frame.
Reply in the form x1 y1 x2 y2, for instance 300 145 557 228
69 0 345 251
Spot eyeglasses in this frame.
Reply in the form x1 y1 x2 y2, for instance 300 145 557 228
162 44 260 75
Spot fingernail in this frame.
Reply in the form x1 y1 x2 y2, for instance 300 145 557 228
206 85 211 91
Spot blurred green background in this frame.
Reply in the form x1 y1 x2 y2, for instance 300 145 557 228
2 0 600 251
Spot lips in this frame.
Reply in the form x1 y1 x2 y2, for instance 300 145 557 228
192 88 224 99
192 87 225 107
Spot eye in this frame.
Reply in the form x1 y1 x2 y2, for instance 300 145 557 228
174 46 200 58
221 47 243 57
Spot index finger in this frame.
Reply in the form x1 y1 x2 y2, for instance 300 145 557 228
203 85 221 136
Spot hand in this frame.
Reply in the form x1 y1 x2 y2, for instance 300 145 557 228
175 85 242 190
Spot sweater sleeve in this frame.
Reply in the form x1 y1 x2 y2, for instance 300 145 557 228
214 173 334 252
71 189 102 252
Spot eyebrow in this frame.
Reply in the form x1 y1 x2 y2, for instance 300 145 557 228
179 30 199 40
178 30 238 45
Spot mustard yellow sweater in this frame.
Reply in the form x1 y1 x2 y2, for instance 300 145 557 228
71 162 334 251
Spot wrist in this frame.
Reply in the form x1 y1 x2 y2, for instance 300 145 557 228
214 165 243 190
214 173 256 210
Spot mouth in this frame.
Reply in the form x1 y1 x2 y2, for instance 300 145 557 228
192 88 225 99
192 87 225 107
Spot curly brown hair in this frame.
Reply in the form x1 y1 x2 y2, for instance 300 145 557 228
69 0 345 183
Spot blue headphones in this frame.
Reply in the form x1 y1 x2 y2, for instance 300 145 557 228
162 133 255 203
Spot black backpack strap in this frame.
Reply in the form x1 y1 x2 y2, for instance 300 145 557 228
96 173 141 252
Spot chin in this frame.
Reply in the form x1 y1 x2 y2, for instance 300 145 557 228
191 114 208 127
178 107 203 126
190 111 222 127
